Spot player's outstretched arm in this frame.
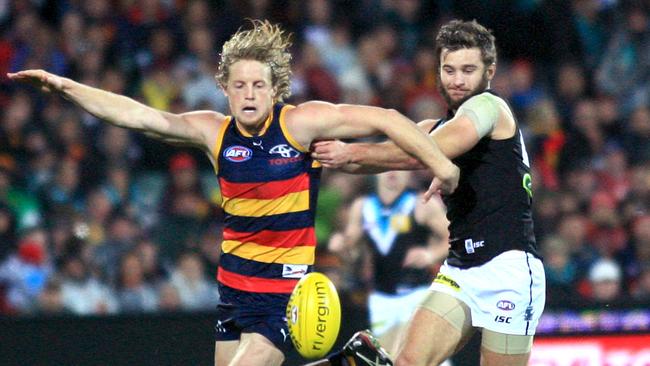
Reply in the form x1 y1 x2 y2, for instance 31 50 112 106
311 119 438 174
7 70 222 150
286 102 458 195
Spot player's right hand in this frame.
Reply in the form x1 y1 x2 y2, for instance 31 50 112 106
311 140 350 168
7 69 65 93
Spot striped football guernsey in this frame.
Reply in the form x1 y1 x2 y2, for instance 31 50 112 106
213 103 321 294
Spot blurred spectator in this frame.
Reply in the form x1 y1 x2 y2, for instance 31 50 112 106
584 258 623 304
571 0 611 72
23 128 56 195
587 191 627 257
631 264 650 300
533 190 562 241
169 251 219 311
299 43 340 102
115 251 158 313
86 125 141 183
176 26 228 111
381 0 424 58
140 66 180 111
92 213 140 283
82 188 115 246
556 213 599 277
59 252 118 315
541 235 579 306
508 59 544 116
36 277 66 314
155 152 211 265
553 62 588 127
561 161 599 211
595 2 650 115
620 164 650 224
558 99 605 177
0 228 53 313
134 237 166 284
157 281 182 312
620 215 650 287
526 99 565 190
595 94 624 143
0 90 32 170
39 157 84 222
622 105 650 166
596 143 630 203
0 204 17 260
195 223 222 279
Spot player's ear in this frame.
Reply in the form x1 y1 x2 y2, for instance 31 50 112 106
215 75 228 97
486 63 496 81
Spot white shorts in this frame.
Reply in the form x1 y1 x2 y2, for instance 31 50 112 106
429 250 546 335
368 286 431 336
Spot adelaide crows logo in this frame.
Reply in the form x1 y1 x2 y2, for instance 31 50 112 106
269 144 300 158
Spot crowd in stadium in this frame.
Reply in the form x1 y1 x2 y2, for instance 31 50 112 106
0 0 649 316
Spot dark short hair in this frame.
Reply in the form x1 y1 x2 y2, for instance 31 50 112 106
434 19 497 71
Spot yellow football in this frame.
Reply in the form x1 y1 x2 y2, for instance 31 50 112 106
286 272 341 359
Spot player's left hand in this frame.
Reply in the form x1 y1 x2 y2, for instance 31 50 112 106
402 247 434 268
424 162 459 200
311 140 350 168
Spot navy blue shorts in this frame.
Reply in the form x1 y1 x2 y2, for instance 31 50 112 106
214 284 293 354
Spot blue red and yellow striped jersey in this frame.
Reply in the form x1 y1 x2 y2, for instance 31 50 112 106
212 103 321 294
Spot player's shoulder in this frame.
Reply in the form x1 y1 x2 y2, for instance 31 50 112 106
465 91 513 113
463 91 504 108
180 110 227 124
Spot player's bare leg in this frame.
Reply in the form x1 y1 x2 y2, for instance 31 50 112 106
215 340 239 365
224 333 284 366
378 324 402 356
480 348 530 366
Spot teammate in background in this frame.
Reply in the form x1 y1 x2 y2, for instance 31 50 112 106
311 19 546 366
328 170 449 355
8 20 458 366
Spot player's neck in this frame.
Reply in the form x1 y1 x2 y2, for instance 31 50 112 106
377 187 404 206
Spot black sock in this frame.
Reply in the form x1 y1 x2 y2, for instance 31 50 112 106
327 350 351 366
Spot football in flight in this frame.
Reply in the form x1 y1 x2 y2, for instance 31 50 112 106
286 272 342 359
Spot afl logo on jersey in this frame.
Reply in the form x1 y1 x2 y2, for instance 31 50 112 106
224 146 252 162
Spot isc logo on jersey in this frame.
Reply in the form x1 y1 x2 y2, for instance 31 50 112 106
223 146 252 162
286 272 341 359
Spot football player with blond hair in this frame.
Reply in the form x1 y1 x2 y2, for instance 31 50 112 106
9 20 458 366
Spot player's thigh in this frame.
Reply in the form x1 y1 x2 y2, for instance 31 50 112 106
395 292 474 366
394 307 459 366
378 323 402 356
215 340 239 366
480 329 532 366
228 332 284 366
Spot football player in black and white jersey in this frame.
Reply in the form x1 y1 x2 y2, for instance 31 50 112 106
312 19 545 366
328 170 449 356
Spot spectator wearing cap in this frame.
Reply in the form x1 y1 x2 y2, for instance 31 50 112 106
585 258 624 304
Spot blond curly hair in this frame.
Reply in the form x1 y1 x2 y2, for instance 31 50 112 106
216 20 293 101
